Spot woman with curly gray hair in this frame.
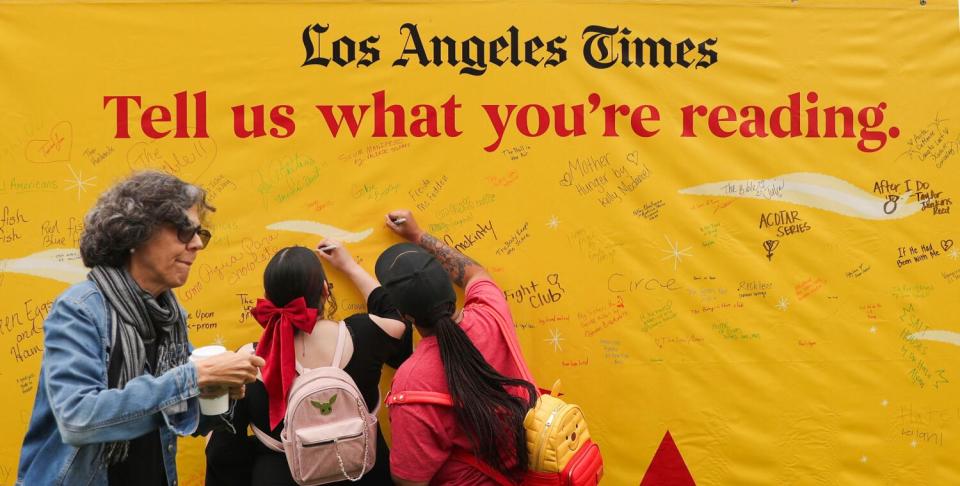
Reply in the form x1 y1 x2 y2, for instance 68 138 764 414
17 171 265 486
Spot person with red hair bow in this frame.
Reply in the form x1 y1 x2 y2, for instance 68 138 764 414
206 242 411 486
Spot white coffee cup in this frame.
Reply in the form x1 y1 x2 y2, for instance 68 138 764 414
189 345 229 415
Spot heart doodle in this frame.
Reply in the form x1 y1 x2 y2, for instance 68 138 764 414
127 137 218 182
941 239 953 252
25 121 73 163
558 170 573 187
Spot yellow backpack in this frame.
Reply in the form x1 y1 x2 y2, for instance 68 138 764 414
388 379 604 486
522 380 603 485
525 380 591 472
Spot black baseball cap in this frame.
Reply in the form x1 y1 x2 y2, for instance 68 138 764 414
375 243 456 326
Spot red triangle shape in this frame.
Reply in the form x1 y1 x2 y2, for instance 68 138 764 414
639 431 696 486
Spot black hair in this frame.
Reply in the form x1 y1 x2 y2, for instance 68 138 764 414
80 170 215 268
263 246 337 319
425 302 537 480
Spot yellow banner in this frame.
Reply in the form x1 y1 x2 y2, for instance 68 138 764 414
1 1 959 484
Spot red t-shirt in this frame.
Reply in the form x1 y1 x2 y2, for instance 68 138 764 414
389 278 533 485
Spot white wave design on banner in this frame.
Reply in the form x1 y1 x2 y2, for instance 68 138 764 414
679 172 923 220
265 221 373 242
907 330 960 347
0 249 87 284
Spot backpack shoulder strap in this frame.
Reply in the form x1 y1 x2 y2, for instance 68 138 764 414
295 359 306 375
250 423 284 453
331 320 348 368
385 390 454 407
449 448 518 486
386 392 518 485
294 320 349 374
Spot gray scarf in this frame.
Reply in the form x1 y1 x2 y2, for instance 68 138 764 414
88 265 190 465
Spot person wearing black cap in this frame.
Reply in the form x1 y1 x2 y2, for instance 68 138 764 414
377 209 538 486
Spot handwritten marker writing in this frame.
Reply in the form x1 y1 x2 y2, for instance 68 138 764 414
317 244 338 254
392 217 407 224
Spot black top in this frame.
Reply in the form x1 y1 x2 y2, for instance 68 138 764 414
206 287 411 486
107 324 168 486
107 431 167 486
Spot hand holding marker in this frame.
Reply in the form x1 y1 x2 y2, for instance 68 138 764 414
316 217 403 255
316 236 341 255
384 210 426 243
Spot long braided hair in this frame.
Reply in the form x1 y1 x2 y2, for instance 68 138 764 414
425 301 537 479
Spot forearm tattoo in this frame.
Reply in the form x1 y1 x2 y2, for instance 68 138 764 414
419 233 480 287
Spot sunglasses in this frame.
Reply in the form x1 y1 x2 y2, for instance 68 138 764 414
176 224 212 248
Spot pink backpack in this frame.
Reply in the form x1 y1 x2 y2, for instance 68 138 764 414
251 321 377 485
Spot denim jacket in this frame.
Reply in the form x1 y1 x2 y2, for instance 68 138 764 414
17 280 202 486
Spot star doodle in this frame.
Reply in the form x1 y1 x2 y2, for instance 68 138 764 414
776 297 790 311
546 215 560 230
659 235 693 271
63 164 96 200
545 328 564 352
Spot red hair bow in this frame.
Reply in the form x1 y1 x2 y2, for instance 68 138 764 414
251 297 318 429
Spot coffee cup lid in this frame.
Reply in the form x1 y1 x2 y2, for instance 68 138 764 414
191 345 226 359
